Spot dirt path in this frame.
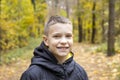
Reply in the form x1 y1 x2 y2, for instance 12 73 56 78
73 43 120 80
0 43 120 80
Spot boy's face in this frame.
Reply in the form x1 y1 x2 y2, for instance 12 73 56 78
43 23 73 58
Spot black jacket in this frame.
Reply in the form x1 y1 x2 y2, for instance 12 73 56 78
20 42 88 80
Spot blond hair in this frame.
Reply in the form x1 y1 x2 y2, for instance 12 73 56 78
44 15 72 36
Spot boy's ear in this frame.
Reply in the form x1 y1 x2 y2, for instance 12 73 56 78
43 35 49 46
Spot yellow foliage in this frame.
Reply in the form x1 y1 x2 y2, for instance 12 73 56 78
0 0 47 51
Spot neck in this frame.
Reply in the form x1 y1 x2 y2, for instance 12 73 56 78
55 56 67 64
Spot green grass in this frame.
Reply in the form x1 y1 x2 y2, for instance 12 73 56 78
95 40 120 54
95 42 107 53
116 66 120 80
0 37 42 65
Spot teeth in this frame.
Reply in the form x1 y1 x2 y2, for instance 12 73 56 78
61 48 66 49
57 47 68 49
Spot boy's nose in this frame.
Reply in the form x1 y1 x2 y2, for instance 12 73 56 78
60 37 67 44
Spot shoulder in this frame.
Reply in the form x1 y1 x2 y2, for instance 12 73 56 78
74 62 88 80
75 63 86 72
26 65 43 74
20 65 43 80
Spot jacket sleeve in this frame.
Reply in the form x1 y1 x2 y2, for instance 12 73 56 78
76 63 89 80
20 71 33 80
81 67 88 80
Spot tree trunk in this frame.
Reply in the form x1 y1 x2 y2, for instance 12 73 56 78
107 0 115 56
31 0 36 10
47 0 59 16
77 0 82 42
65 0 70 18
91 1 96 43
101 1 106 42
0 0 1 28
54 0 59 15
101 18 106 42
0 0 2 64
101 7 106 42
78 16 82 42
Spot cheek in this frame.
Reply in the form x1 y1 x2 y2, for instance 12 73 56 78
70 42 73 47
48 39 57 46
69 40 73 49
69 39 73 45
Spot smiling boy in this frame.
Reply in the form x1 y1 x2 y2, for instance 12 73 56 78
20 15 88 80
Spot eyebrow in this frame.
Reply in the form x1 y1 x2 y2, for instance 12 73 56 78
51 32 73 35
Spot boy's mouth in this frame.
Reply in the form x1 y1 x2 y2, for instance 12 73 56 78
57 47 69 51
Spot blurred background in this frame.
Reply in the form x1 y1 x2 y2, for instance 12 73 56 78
0 0 120 80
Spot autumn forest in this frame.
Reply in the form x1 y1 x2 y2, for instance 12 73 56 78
0 0 120 80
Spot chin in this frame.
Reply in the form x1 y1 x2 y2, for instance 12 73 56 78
58 52 68 56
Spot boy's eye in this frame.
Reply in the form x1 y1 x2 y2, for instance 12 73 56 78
66 34 72 38
53 35 61 38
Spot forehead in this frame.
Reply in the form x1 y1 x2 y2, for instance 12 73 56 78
48 23 73 33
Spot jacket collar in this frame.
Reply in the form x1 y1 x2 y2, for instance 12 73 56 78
31 41 75 77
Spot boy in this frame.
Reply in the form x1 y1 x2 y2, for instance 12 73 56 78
20 15 88 80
